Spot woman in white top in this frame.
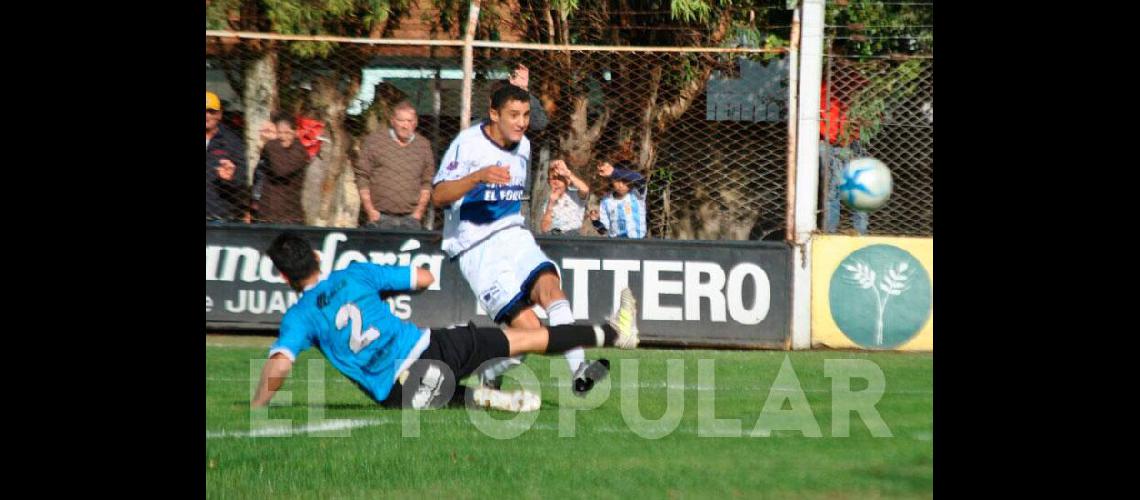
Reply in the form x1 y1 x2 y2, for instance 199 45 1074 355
541 159 590 235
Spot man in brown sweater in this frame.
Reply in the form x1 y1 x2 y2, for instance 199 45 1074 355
253 112 310 224
355 101 436 230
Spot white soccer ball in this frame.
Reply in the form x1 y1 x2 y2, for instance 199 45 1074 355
838 157 893 212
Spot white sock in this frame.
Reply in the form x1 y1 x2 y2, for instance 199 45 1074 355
546 299 574 326
563 348 586 374
545 299 585 373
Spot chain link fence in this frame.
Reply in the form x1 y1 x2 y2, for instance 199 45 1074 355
206 36 468 228
473 47 789 240
206 6 932 240
820 1 933 236
206 34 790 239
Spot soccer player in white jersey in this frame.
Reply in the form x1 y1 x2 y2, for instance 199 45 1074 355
431 84 615 395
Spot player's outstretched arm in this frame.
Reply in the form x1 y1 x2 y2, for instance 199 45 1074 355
251 353 294 408
431 166 511 207
431 179 473 208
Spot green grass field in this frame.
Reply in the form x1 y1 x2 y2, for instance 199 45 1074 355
206 335 933 498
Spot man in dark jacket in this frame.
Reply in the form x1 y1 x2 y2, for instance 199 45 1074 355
206 91 248 221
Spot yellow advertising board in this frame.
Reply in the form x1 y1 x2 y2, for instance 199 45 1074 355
812 235 932 351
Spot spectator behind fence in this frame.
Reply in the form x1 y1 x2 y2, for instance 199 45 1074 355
541 159 589 235
590 162 647 239
296 115 325 160
247 120 280 222
354 101 436 230
205 91 248 222
485 63 548 132
820 55 871 235
252 112 310 224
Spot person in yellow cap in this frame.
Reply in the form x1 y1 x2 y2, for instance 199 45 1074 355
206 91 248 221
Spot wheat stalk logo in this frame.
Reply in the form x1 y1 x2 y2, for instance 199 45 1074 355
843 260 912 345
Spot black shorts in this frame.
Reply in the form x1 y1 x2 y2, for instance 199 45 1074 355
379 322 510 409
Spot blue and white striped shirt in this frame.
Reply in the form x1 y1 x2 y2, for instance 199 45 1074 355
598 192 647 238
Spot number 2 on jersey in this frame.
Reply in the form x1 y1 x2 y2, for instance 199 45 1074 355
335 303 380 353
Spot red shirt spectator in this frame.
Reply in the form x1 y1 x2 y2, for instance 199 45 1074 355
296 116 325 159
820 82 860 146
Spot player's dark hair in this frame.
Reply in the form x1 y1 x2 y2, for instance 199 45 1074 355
266 231 320 290
490 83 530 111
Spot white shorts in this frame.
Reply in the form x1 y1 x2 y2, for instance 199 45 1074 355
458 226 557 323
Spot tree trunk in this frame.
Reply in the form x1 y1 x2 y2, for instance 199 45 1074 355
529 144 551 231
639 67 663 175
242 50 278 184
644 59 761 240
303 76 360 228
559 95 609 171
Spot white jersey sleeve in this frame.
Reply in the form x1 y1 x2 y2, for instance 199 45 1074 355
433 134 471 185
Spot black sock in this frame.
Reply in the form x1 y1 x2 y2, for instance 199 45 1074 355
546 324 618 353
600 324 617 346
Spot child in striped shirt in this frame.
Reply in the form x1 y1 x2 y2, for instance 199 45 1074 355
590 162 647 238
